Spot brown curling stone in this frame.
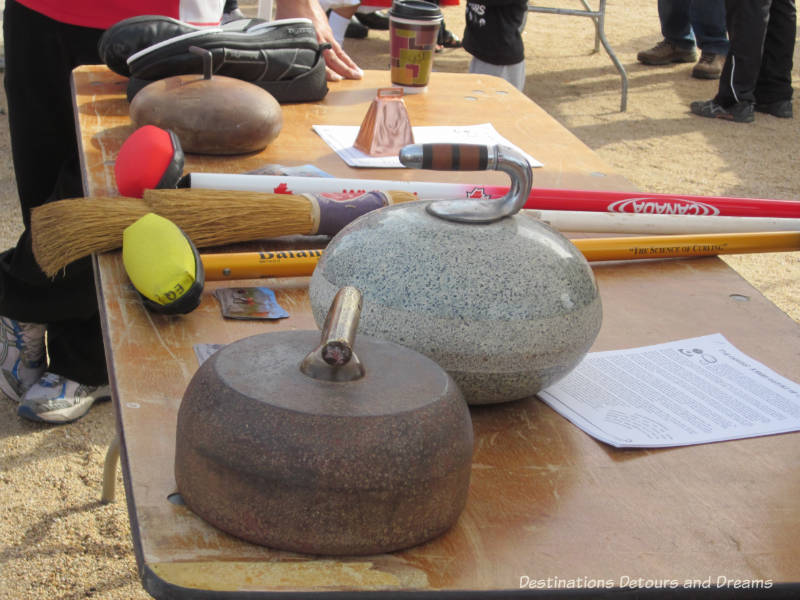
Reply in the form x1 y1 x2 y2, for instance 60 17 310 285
129 73 282 155
174 287 474 555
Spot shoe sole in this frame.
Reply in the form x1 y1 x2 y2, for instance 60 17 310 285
695 112 753 123
690 105 754 123
755 107 793 118
691 70 722 80
638 55 697 65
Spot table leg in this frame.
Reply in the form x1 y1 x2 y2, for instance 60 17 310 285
101 435 121 503
528 0 628 111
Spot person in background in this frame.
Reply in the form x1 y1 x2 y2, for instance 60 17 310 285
690 0 795 122
637 0 728 80
462 0 528 91
319 1 392 45
0 0 362 424
431 0 462 52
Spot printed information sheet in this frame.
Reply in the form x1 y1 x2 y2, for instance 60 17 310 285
538 334 800 448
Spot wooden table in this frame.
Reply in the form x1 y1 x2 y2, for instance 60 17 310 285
74 66 800 598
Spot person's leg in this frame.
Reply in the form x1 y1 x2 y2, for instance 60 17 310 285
714 0 769 106
468 57 524 91
688 0 728 78
754 0 795 112
659 0 696 48
690 0 766 121
2 1 109 418
688 0 728 54
323 1 366 44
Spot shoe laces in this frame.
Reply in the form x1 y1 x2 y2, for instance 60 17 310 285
655 39 675 51
38 372 64 387
13 321 45 364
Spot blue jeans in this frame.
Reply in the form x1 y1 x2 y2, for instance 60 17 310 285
659 0 729 55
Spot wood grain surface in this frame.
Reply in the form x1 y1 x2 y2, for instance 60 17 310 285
75 66 800 597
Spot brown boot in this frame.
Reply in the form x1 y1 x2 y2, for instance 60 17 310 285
692 51 725 79
637 39 697 65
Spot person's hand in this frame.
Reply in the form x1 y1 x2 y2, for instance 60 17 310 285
275 0 363 81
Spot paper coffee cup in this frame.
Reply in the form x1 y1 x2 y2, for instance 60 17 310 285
389 0 443 91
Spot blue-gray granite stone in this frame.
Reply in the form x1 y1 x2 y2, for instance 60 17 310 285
309 201 602 405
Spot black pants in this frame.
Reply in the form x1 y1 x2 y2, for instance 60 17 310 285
1 0 108 385
715 0 796 106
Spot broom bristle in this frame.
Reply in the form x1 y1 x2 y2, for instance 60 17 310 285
32 197 150 277
386 190 418 205
33 188 420 278
143 188 315 246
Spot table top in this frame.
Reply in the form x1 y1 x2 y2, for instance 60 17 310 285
74 66 800 598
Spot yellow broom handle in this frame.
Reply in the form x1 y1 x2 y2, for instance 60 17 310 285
574 231 800 261
202 249 322 279
200 232 800 280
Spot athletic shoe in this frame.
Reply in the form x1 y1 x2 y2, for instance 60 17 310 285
690 99 754 123
345 16 369 39
755 99 793 118
637 39 697 65
691 51 724 79
0 316 46 402
17 373 110 424
355 10 390 30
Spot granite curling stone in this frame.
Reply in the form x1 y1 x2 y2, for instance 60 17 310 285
175 287 473 555
309 143 602 405
129 47 282 155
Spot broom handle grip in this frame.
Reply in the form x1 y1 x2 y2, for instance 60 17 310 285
401 143 491 171
183 173 800 219
142 188 405 237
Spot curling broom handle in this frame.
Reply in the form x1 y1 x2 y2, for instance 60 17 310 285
200 231 800 280
185 173 800 219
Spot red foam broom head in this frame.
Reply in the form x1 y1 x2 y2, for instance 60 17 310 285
114 125 184 198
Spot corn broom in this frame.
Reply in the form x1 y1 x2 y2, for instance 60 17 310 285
31 188 417 276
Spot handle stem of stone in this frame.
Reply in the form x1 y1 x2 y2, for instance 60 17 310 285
398 143 533 223
300 286 366 382
189 46 213 80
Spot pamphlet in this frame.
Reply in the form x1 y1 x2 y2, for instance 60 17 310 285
538 333 800 448
312 123 543 168
214 287 289 320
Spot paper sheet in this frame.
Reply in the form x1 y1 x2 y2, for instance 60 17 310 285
538 333 800 448
312 123 543 168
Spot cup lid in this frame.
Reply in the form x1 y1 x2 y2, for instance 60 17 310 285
389 0 443 21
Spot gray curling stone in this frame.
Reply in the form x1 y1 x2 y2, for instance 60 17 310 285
309 143 602 405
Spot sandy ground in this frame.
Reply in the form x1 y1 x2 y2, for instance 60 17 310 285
0 2 798 598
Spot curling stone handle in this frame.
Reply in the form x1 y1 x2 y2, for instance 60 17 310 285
399 143 533 224
300 286 365 382
189 46 213 80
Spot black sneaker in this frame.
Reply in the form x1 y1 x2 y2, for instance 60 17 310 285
755 99 793 118
345 16 369 39
690 99 754 123
122 18 329 104
355 10 390 30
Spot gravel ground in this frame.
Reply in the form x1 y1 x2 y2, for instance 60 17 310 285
0 2 798 599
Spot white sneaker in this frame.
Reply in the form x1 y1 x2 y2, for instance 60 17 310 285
17 372 110 424
0 316 46 401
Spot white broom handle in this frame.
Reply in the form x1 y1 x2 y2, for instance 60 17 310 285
186 173 800 234
532 210 800 234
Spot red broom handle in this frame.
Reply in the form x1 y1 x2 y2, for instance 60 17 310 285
183 174 800 219
524 188 800 218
